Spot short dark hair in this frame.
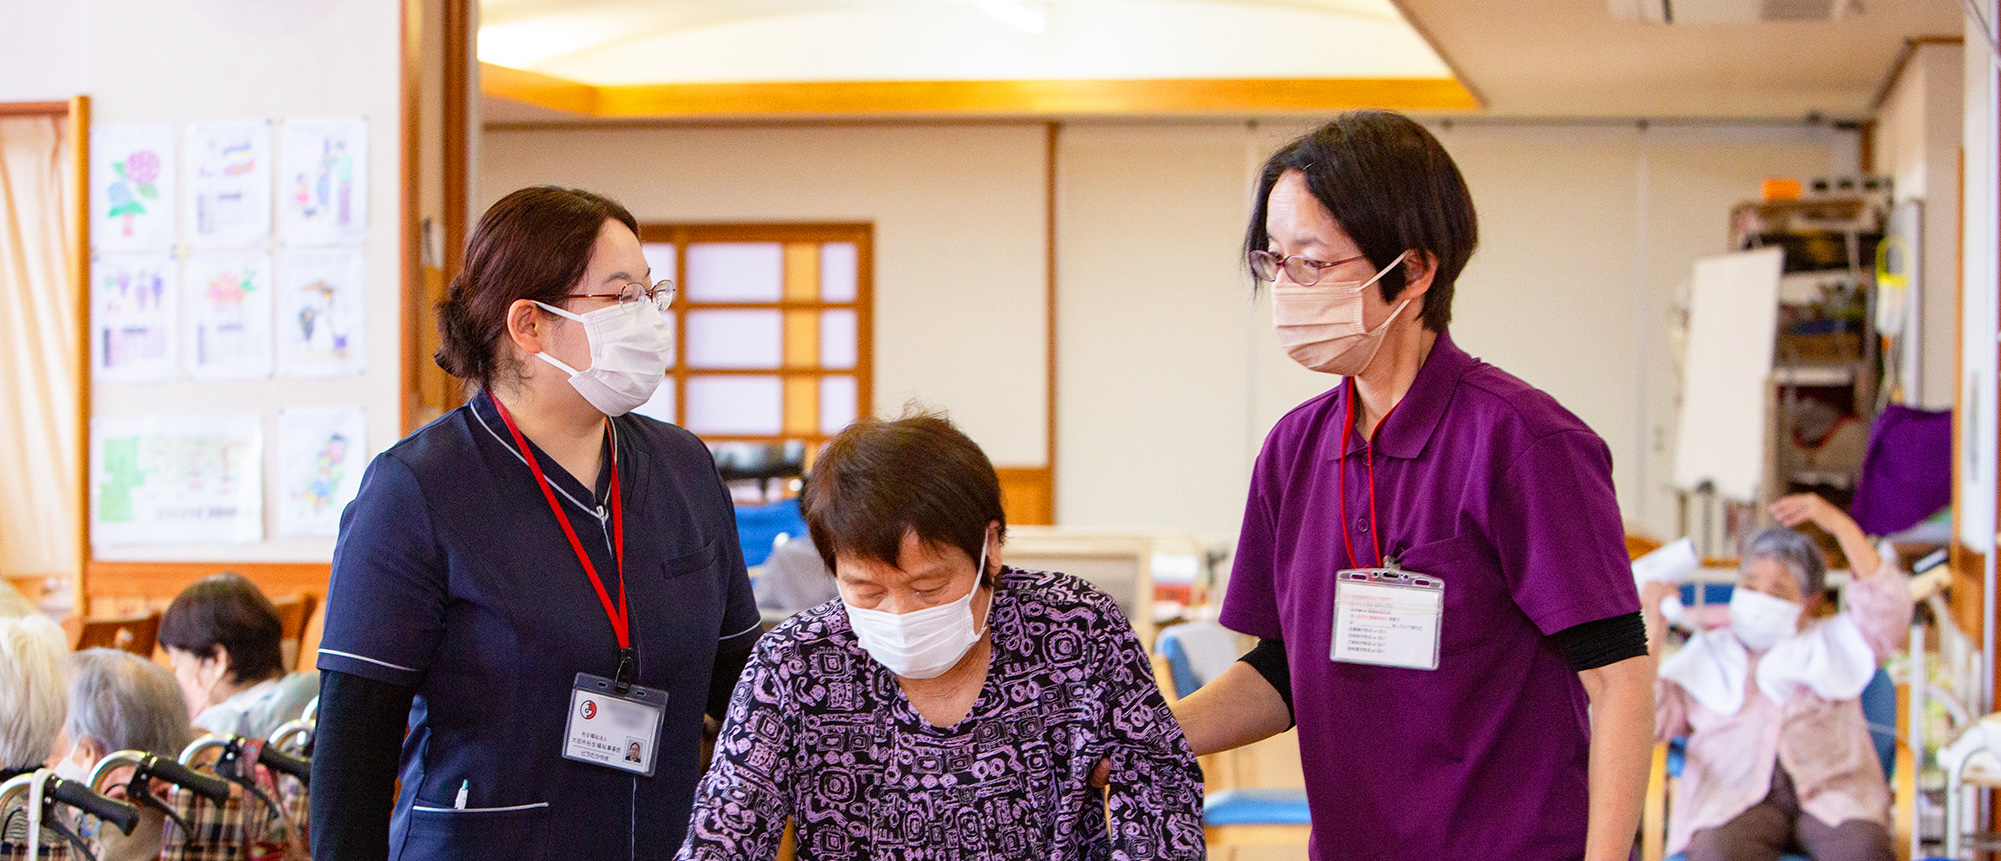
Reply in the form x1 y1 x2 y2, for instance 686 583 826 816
1244 110 1478 331
801 411 1005 582
435 186 640 390
157 573 285 685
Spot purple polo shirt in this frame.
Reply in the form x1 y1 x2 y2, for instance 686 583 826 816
1220 331 1639 861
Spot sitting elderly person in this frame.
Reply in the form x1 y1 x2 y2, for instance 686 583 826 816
48 649 196 861
677 413 1204 860
1643 493 1912 861
1 614 71 845
159 573 317 739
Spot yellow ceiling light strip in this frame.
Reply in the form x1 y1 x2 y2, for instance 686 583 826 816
481 63 1480 118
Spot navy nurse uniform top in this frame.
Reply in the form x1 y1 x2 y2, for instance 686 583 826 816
317 390 762 860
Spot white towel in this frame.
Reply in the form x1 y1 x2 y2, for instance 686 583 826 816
1659 614 1876 715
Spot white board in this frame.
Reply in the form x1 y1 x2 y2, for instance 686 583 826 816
1672 247 1783 502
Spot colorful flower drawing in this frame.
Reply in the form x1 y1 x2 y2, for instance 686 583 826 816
206 268 257 307
105 149 161 237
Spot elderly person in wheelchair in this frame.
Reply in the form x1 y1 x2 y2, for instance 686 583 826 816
48 649 197 861
1643 494 1911 861
0 614 75 846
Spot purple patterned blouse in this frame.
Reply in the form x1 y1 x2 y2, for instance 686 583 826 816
675 567 1206 860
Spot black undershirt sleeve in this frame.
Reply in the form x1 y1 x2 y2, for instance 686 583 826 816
707 641 755 721
1236 637 1295 726
1553 611 1649 672
310 670 416 861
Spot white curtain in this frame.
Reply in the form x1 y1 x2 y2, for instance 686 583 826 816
0 114 80 595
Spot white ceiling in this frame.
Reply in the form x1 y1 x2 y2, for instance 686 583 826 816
1398 0 1963 117
477 0 1968 120
479 0 1451 84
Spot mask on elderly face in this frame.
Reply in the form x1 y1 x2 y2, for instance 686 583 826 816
843 544 993 680
51 738 91 785
1728 588 1803 651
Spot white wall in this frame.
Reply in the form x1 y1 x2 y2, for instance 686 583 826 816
1 0 406 562
1961 14 1999 555
1876 42 1966 410
1054 120 1836 543
480 123 1051 467
484 118 1843 545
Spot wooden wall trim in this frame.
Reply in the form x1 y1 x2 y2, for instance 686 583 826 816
401 0 423 433
0 101 72 117
69 96 91 617
84 561 331 603
1044 121 1059 523
481 64 1481 120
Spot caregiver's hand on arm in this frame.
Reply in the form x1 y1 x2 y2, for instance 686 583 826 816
1090 660 1293 788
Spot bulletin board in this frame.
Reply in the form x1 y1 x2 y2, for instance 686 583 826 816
75 1 407 616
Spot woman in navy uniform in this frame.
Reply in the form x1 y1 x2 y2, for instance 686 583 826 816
310 187 761 861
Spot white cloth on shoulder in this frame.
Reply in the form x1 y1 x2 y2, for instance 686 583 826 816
1659 614 1877 715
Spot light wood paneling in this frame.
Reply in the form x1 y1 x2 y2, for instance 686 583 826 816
482 64 1480 120
995 467 1053 527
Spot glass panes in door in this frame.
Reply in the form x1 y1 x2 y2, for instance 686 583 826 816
636 228 870 453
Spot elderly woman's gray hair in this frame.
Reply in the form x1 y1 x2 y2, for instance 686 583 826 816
0 614 70 770
1742 527 1827 598
67 649 195 759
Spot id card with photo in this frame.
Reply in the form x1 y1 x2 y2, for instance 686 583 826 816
563 673 668 777
1330 568 1444 671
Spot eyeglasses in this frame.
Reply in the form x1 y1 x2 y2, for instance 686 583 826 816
1248 250 1368 287
566 280 676 314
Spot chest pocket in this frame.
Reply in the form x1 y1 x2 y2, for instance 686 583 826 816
664 538 721 580
1396 533 1499 657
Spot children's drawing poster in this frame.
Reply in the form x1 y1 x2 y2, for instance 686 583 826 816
92 254 180 382
276 247 366 377
183 252 274 380
91 124 176 252
278 117 368 246
91 414 263 545
184 120 272 249
276 406 366 537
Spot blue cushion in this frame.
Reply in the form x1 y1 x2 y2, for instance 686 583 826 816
1156 634 1201 700
1203 788 1311 826
733 499 807 567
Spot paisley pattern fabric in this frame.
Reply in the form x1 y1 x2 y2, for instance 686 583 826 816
676 567 1205 860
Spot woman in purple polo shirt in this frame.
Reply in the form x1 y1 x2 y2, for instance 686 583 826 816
1173 111 1658 859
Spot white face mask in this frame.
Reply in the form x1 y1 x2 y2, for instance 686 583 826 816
1271 250 1411 376
531 300 674 417
844 544 992 680
1728 588 1803 651
51 738 91 785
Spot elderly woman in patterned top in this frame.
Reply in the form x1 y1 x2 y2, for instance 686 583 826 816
676 412 1204 861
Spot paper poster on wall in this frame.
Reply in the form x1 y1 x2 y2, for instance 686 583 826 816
91 414 263 546
276 406 366 537
278 117 368 246
276 247 367 377
184 252 274 379
91 254 179 382
183 120 272 249
90 124 176 252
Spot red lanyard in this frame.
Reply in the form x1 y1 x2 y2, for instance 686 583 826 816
1337 380 1394 570
490 396 630 663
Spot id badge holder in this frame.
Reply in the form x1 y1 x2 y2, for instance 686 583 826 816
1329 564 1445 671
563 673 669 777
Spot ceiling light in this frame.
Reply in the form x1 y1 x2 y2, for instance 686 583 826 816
975 0 1047 34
